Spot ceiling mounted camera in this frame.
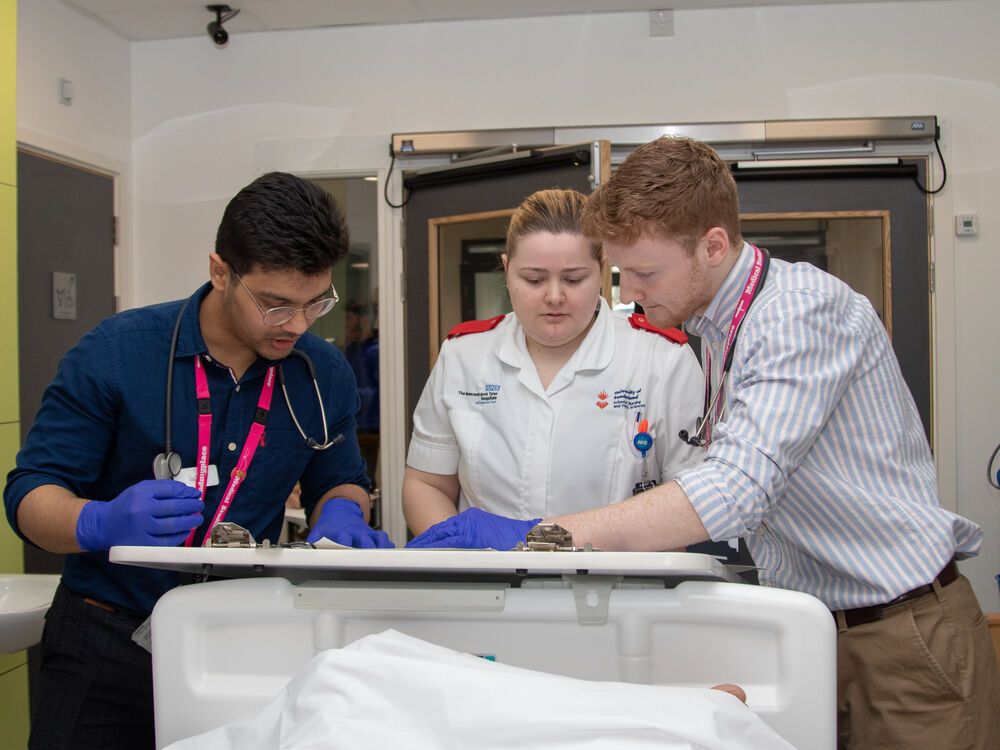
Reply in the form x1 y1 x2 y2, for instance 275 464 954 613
206 4 240 47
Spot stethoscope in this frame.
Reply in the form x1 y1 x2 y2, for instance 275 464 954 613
679 246 771 448
152 299 339 480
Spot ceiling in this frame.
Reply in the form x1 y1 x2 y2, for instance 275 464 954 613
64 0 934 42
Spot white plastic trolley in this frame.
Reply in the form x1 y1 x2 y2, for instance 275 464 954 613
110 547 836 749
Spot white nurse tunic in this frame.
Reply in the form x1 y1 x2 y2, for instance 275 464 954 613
407 299 704 519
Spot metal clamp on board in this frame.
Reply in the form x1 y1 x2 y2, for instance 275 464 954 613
205 522 316 550
208 522 258 548
515 523 595 552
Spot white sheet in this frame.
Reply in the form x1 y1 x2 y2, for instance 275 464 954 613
166 630 796 750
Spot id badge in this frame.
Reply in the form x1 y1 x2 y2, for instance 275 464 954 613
175 464 220 488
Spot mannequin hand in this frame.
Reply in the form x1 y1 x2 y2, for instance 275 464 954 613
75 479 205 551
307 498 394 549
406 508 541 550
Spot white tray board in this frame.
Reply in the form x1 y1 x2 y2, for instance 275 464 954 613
110 546 744 582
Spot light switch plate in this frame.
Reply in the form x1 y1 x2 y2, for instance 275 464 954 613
649 10 674 37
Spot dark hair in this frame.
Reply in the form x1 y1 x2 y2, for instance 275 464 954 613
216 172 350 276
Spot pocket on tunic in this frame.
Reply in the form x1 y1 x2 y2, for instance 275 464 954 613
608 413 645 503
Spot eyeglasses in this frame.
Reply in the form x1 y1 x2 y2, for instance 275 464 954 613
234 273 339 327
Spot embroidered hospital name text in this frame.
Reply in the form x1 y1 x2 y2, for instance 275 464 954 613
613 387 645 410
460 386 501 405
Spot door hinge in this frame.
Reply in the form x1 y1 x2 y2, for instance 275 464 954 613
400 272 406 303
928 261 935 293
112 216 118 246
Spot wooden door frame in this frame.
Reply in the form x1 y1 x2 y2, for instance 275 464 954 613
742 209 893 338
428 208 514 363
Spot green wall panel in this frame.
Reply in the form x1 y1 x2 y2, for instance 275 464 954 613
1 2 28 742
0 662 30 749
0 185 17 425
0 0 13 188
0 421 22 573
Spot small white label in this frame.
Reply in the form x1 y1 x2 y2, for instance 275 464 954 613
52 272 77 320
131 616 153 654
175 464 220 488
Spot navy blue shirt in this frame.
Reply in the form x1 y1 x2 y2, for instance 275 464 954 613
4 283 371 614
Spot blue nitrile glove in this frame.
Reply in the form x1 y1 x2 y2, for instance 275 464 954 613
75 479 205 551
406 508 541 550
307 498 394 549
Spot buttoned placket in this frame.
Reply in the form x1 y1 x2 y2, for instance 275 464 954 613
203 358 272 498
686 243 756 439
498 305 616 517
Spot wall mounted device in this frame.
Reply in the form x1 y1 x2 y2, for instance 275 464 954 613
206 4 240 47
955 214 978 236
390 116 939 158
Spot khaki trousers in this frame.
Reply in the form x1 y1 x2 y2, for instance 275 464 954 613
836 575 1000 749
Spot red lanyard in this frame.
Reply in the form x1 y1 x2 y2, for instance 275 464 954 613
701 245 768 444
184 356 276 546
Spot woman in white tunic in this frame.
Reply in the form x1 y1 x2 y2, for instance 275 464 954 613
404 189 703 549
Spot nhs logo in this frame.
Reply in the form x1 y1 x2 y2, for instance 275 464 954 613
484 383 501 392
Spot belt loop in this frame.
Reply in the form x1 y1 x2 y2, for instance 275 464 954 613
931 577 946 603
835 609 848 633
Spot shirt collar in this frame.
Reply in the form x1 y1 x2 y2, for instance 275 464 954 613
494 297 615 373
172 282 213 358
685 241 754 340
174 282 284 383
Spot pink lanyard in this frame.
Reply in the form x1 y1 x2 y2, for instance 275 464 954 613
184 356 276 546
701 245 767 444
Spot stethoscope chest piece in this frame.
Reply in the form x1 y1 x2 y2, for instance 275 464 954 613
153 451 182 480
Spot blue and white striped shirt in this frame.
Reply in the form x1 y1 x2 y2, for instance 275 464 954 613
676 243 982 609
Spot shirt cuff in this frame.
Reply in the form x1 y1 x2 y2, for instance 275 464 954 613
406 434 460 476
675 459 753 542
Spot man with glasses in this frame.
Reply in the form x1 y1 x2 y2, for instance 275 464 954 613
4 172 390 750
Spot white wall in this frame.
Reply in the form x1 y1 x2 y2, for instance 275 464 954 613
16 0 133 299
18 0 1000 607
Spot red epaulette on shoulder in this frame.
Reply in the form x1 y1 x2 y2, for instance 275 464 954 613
628 313 688 345
446 315 506 340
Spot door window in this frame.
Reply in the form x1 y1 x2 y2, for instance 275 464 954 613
743 214 890 333
309 177 381 505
